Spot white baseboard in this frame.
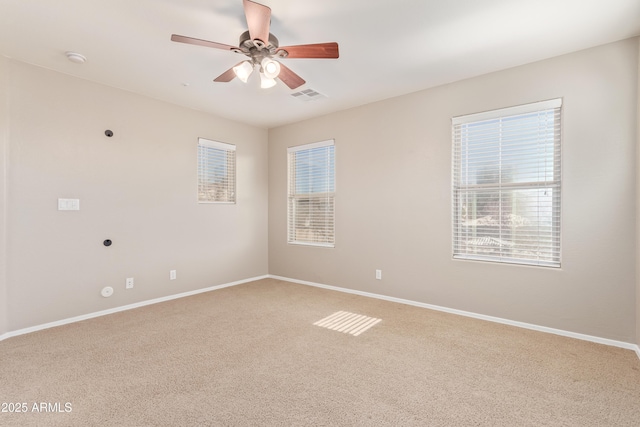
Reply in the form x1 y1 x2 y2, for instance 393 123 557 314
270 275 640 360
3 273 639 362
0 274 269 342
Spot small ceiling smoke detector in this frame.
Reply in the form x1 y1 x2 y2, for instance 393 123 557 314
65 52 86 64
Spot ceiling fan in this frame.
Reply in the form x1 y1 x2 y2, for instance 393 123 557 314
171 0 339 90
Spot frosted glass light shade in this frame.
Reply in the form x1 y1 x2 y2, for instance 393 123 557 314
260 73 277 88
261 58 281 79
233 61 254 83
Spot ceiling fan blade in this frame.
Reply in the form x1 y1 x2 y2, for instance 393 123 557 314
243 0 271 45
277 42 339 59
277 62 305 90
214 64 243 82
171 34 238 51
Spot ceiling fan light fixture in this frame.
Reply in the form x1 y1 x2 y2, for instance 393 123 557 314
233 60 254 83
261 57 281 79
260 73 277 89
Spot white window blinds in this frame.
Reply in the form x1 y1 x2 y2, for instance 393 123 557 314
288 140 335 247
452 99 561 267
197 138 236 203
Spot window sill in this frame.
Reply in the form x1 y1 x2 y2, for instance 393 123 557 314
288 241 335 248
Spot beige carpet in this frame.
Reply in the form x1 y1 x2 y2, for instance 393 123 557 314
1 278 639 426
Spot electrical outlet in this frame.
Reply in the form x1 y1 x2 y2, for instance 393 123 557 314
375 269 382 280
126 277 134 289
170 270 176 280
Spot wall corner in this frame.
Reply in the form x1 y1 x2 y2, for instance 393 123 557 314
0 56 9 335
635 37 640 349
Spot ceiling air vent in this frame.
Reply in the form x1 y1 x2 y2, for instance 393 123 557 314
290 88 327 102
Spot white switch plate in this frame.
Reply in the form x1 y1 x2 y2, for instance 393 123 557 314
126 277 134 289
375 269 382 280
58 198 80 211
170 270 176 280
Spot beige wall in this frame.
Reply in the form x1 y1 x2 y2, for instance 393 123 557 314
2 39 639 344
0 56 8 335
3 59 268 332
637 39 640 347
269 38 639 342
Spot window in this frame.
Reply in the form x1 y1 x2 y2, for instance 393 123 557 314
197 138 236 203
288 140 335 247
452 99 561 267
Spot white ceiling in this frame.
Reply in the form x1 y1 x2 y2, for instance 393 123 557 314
1 0 639 129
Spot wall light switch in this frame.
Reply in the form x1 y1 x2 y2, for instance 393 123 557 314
58 198 80 211
170 270 176 280
375 270 382 280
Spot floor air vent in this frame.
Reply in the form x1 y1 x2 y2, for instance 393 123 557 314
313 311 381 336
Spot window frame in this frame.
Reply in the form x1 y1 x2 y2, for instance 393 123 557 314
451 99 562 268
197 138 236 204
287 139 336 248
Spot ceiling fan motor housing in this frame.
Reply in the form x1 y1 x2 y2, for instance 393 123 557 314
234 30 287 65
